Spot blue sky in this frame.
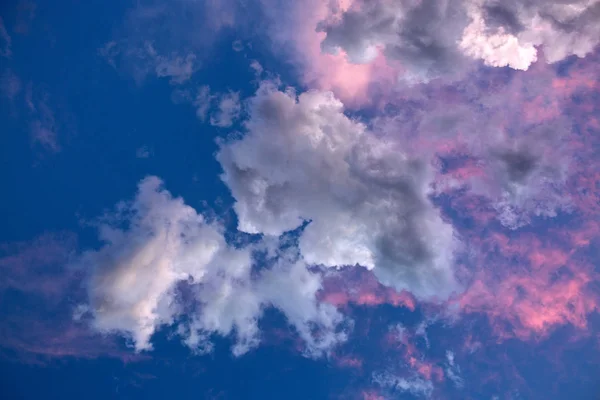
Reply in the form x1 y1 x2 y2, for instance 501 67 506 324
2 1 600 399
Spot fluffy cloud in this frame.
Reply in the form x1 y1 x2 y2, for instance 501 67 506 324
318 0 600 79
217 82 460 300
79 176 345 355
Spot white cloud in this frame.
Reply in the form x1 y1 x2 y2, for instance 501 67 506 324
459 5 537 70
79 176 346 355
445 350 464 388
217 82 460 300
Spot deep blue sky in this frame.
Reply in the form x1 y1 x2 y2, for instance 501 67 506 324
2 1 600 399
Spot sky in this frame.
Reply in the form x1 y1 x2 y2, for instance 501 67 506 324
1 0 600 399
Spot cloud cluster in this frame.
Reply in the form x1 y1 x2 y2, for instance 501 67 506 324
217 82 460 300
318 0 600 80
319 0 470 82
79 176 346 355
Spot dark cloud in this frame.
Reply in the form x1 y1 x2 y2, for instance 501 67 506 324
494 148 539 185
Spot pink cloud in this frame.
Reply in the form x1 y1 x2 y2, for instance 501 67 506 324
457 228 599 341
267 0 397 107
320 267 416 311
383 326 445 383
361 390 385 400
332 353 364 370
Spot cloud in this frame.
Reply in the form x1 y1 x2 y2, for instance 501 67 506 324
457 228 598 340
136 145 151 159
0 16 12 58
372 371 434 398
210 91 241 128
0 233 134 362
318 0 470 82
193 85 213 121
371 61 575 228
258 0 397 106
173 85 241 127
79 176 231 351
100 41 198 85
445 350 464 388
317 0 600 80
0 69 21 103
99 0 241 85
79 176 346 355
25 85 62 153
217 82 460 300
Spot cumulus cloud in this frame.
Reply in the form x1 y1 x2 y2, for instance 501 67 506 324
318 0 600 78
217 82 460 300
79 176 346 355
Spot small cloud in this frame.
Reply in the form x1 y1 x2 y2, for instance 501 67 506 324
232 39 244 52
0 16 12 58
1 69 21 103
151 46 197 84
445 350 464 388
373 371 434 398
210 91 241 127
27 87 60 153
194 85 213 121
250 60 263 77
136 146 151 159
